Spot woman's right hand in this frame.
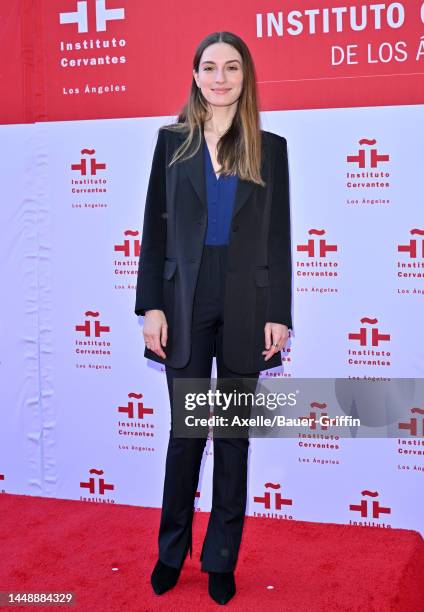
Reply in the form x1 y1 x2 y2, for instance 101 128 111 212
143 310 167 358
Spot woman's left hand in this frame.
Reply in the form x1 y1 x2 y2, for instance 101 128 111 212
262 323 289 361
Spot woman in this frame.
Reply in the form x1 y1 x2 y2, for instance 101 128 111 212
135 31 292 605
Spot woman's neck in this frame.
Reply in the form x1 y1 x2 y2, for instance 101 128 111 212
203 106 237 138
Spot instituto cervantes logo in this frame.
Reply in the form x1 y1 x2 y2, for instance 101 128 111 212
76 310 110 337
349 490 391 527
71 148 106 176
115 230 140 258
118 392 153 420
74 310 112 367
398 229 424 260
297 229 338 259
346 138 391 203
80 468 115 502
114 230 140 291
60 0 125 33
302 401 329 431
398 407 424 437
397 228 424 287
58 1 128 94
348 317 390 347
296 228 340 298
347 138 390 169
70 148 108 200
253 482 293 519
347 316 391 368
118 393 156 450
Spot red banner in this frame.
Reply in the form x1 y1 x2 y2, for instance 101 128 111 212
1 0 424 125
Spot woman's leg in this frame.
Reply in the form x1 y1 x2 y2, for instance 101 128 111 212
199 246 260 572
157 428 208 568
199 327 259 572
157 246 220 568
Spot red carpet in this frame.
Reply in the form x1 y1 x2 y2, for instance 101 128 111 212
0 493 423 611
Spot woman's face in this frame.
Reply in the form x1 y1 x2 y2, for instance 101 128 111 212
193 42 243 109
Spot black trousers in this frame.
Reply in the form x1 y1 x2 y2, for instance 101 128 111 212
158 244 260 573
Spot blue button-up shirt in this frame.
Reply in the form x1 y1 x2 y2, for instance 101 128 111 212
204 140 238 245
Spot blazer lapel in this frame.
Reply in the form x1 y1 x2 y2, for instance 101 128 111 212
178 127 259 220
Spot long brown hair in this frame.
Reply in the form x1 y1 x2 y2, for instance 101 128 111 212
161 31 265 187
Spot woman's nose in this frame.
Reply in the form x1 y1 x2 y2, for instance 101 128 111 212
215 69 225 82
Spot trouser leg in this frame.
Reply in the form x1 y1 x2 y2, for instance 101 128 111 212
157 247 218 568
158 432 207 568
200 438 251 572
200 301 260 572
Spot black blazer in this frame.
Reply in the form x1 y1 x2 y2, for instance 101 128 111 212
135 125 293 374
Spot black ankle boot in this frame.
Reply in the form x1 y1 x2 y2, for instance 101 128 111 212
150 559 182 595
208 570 236 605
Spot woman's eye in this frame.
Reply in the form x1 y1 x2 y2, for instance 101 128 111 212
203 66 238 71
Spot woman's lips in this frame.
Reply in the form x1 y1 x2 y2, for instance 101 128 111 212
213 89 231 94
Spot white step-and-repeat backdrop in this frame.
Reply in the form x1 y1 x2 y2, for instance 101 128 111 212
0 0 423 535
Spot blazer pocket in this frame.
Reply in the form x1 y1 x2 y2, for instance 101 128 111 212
163 259 177 280
255 268 269 287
